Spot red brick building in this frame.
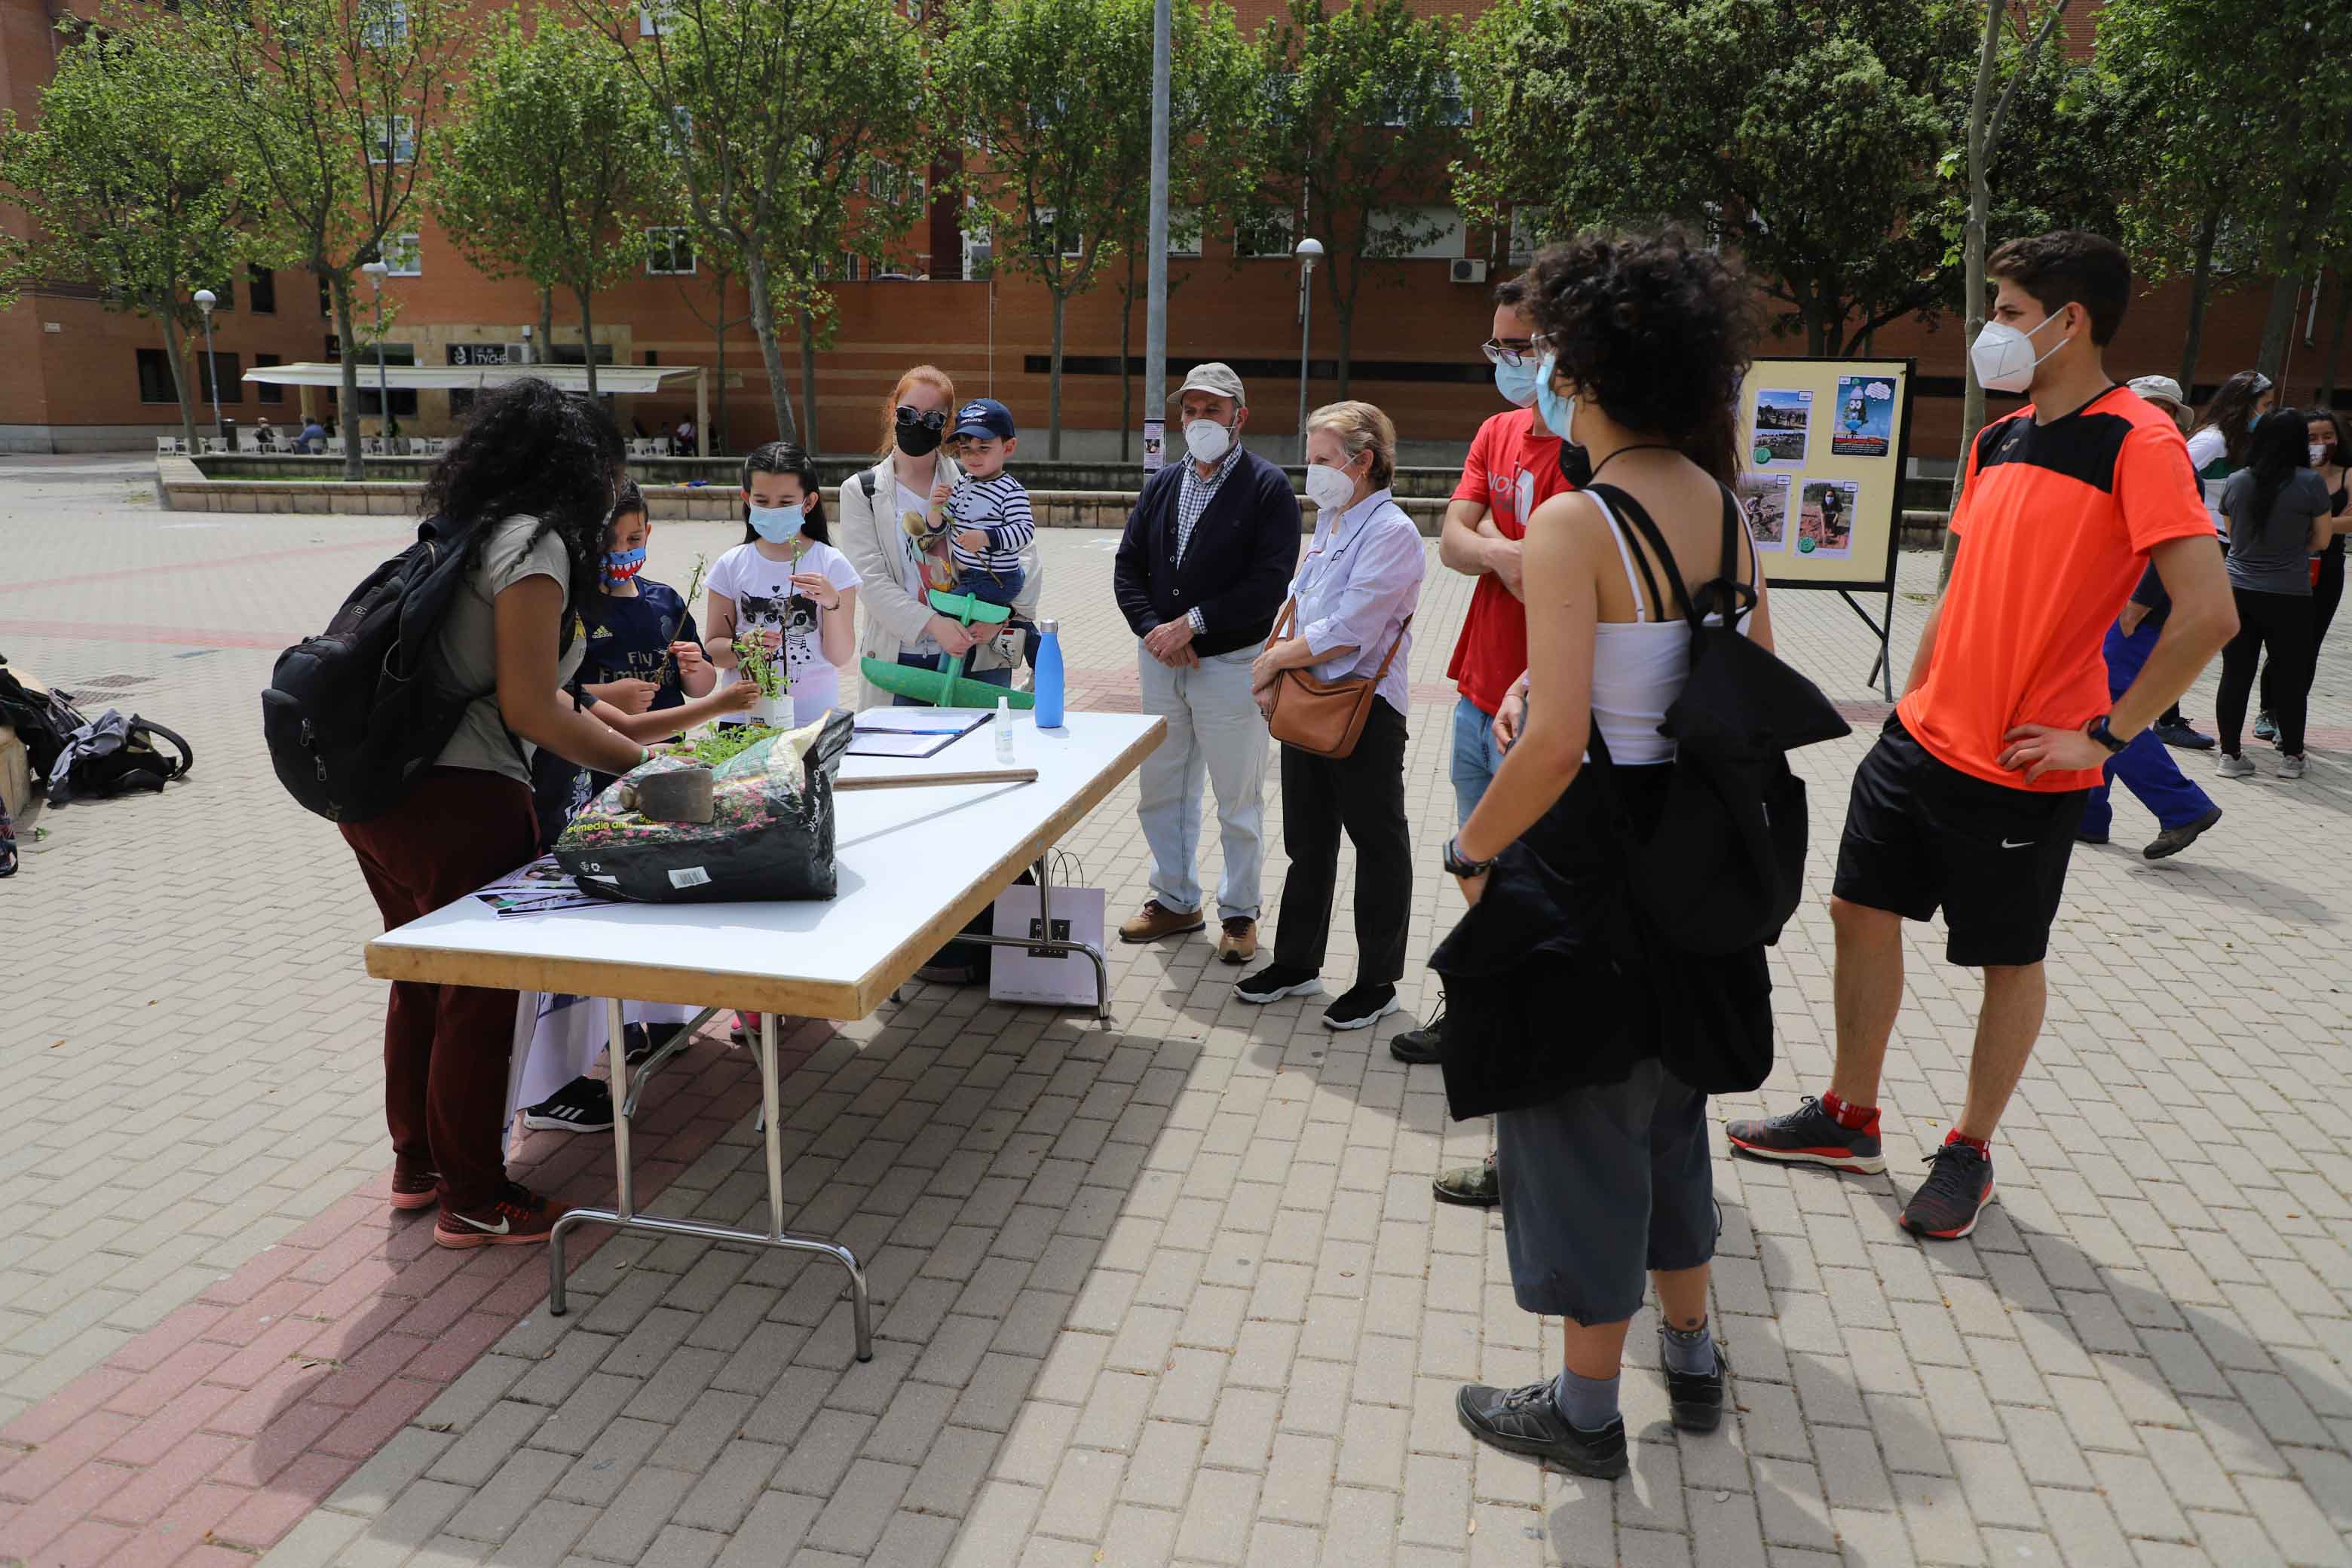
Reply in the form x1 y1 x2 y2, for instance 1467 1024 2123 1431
0 0 2323 464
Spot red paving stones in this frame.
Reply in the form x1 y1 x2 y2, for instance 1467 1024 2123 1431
0 1026 790 1567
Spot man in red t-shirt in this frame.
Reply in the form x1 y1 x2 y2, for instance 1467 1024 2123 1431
1729 232 2235 1240
1393 277 1570 1195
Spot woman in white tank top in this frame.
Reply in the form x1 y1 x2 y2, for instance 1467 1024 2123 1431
1435 230 1776 1481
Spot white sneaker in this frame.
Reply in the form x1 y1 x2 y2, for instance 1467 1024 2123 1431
2217 752 2256 779
2278 753 2307 779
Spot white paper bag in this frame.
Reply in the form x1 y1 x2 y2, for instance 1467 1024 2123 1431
988 884 1107 1007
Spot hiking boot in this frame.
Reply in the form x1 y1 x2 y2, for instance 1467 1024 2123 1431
390 1166 440 1212
1234 963 1321 1005
1216 917 1258 965
1725 1096 1886 1174
2143 806 2222 860
1434 1153 1499 1207
1897 1139 1995 1240
1119 900 1205 944
2153 719 2216 750
2279 753 2307 779
2217 752 2256 779
1660 1331 1728 1433
521 1076 614 1134
434 1182 558 1248
1391 999 1445 1064
1322 983 1400 1032
1456 1382 1628 1479
2253 710 2277 743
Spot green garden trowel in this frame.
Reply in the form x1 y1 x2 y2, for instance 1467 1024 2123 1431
859 587 1037 710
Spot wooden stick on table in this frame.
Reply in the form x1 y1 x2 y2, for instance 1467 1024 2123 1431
833 767 1038 792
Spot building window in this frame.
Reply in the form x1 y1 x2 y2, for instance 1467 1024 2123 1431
1381 71 1470 127
136 348 177 403
197 352 243 403
1032 207 1083 260
249 265 277 314
1368 204 1465 260
1507 208 1545 265
255 352 284 403
378 233 421 276
645 228 695 275
865 161 923 205
1167 206 1203 258
639 0 676 35
367 115 415 164
1235 206 1296 259
360 0 408 47
663 106 692 158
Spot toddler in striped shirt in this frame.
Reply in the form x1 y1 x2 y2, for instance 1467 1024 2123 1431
921 397 1032 609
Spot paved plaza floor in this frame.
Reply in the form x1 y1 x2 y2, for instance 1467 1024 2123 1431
1 453 2347 1568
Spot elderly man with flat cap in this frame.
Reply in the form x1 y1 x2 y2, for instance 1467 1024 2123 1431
1113 363 1303 963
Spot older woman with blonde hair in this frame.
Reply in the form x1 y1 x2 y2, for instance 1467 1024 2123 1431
1233 399 1426 1031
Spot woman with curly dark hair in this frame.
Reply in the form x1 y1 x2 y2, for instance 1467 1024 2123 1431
1436 229 1769 1478
340 378 663 1250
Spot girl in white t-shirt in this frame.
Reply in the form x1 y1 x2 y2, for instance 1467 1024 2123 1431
704 442 863 726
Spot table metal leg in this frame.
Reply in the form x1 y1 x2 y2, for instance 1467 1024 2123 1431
951 844 1113 1021
549 1003 874 1361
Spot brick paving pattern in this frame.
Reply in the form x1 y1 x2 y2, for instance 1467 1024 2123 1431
0 455 2347 1567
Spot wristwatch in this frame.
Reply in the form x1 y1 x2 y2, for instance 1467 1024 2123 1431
1443 835 1497 878
2085 714 2127 755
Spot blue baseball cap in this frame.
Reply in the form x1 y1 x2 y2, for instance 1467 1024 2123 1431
951 398 1016 441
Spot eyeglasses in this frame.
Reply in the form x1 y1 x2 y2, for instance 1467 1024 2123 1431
1481 338 1537 369
895 405 947 430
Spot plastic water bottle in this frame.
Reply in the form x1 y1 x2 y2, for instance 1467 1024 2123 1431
1033 618 1064 729
996 696 1016 764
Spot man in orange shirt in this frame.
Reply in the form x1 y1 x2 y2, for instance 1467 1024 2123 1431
1729 231 2236 1239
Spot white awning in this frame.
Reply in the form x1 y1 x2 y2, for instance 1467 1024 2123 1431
239 362 701 394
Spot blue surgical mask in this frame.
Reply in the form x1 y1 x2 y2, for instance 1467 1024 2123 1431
748 503 804 543
1493 356 1539 409
1534 351 1578 445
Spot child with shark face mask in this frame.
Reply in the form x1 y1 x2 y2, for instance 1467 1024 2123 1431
704 440 864 727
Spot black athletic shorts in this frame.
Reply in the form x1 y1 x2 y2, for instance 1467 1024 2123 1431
1832 715 2088 968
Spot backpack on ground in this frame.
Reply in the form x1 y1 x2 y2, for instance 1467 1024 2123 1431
49 709 192 804
261 516 487 823
0 658 86 787
1584 482 1850 956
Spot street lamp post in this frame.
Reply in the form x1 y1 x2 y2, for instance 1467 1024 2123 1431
1293 237 1323 462
361 259 392 452
193 288 225 449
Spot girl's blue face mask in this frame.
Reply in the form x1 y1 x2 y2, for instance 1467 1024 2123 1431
749 503 804 543
602 545 647 583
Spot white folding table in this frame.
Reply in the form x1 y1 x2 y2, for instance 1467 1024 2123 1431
365 711 1164 1361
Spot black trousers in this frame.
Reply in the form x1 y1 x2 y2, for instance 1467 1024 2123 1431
2219 587 2315 756
1273 698 1411 986
2259 544 2342 715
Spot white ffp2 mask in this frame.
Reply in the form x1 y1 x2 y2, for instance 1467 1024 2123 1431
1970 307 2071 395
1183 418 1234 464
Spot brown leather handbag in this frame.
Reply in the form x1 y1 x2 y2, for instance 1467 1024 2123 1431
1263 599 1412 759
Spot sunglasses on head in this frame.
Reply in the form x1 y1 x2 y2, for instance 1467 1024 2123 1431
895 405 947 430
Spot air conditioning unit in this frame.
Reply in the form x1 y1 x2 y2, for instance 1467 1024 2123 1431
1450 259 1488 285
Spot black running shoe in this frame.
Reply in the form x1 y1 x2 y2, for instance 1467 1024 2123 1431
521 1075 614 1133
1897 1139 1995 1239
1725 1096 1886 1174
1322 982 1400 1032
1456 1382 1628 1479
1235 963 1322 1005
1660 1332 1727 1433
2153 719 2216 751
1390 998 1444 1064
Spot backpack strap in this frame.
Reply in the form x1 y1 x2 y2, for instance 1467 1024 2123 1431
859 470 879 502
1583 488 1664 623
1586 483 1693 625
127 718 193 780
1696 485 1761 626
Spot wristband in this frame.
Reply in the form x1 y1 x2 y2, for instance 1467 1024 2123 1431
1443 835 1497 878
2085 714 2127 755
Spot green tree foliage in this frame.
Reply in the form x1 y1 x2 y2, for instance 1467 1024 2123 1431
432 11 671 398
577 0 925 450
1257 0 1465 397
184 0 470 477
0 19 285 449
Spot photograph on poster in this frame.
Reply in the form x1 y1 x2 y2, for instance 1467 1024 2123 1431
1735 471 1793 550
1797 479 1860 558
1750 388 1811 467
1831 375 1898 457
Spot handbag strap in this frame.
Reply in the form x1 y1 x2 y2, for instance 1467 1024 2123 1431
1367 614 1413 680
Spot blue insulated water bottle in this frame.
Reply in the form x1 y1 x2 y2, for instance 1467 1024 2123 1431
1034 618 1064 728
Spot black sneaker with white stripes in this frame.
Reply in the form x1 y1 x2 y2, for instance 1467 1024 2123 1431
521 1075 614 1133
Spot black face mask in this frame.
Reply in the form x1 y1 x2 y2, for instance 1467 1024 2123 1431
1559 442 1593 488
896 410 945 457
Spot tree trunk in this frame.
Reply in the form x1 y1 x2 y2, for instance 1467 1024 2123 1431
1049 289 1067 460
1119 262 1137 464
714 272 730 453
2176 201 2223 391
2322 272 2348 406
1334 305 1352 401
158 308 200 453
2259 174 2340 380
740 250 798 446
1942 0 2006 590
538 286 554 365
330 270 364 482
576 286 599 400
796 306 819 455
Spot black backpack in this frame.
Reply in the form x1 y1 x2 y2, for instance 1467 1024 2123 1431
1584 482 1850 954
49 711 193 804
0 658 82 786
262 516 489 822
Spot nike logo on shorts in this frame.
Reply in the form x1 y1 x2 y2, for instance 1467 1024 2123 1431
2000 838 2035 849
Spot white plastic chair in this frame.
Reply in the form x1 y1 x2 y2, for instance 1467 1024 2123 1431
326 436 347 456
156 436 185 455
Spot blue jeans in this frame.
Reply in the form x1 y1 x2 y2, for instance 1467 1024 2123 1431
2083 620 2217 836
953 562 1025 610
1448 695 1506 828
892 651 1012 708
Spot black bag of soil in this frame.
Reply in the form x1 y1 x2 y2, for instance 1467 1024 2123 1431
555 710 853 904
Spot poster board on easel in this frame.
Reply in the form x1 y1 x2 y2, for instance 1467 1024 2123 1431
1735 356 1917 697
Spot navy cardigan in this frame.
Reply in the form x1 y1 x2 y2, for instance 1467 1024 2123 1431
1113 449 1302 658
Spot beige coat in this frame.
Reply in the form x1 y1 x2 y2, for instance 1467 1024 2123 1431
833 452 1045 711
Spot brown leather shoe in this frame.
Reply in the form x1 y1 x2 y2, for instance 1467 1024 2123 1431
1215 917 1257 964
1119 900 1205 943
